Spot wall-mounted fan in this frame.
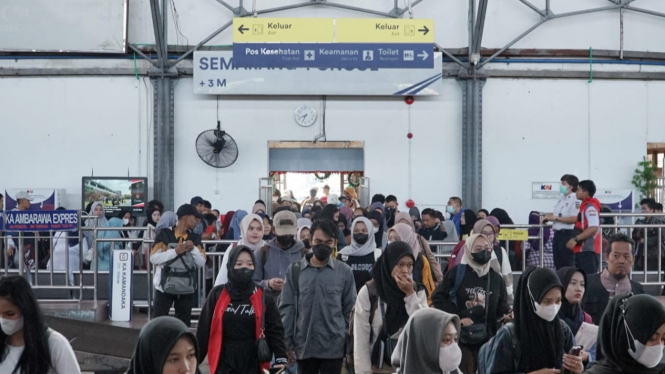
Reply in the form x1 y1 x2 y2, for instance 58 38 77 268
195 121 238 168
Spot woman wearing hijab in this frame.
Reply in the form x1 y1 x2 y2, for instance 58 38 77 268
368 211 387 250
214 214 265 287
408 207 422 232
481 267 583 374
252 202 267 215
340 206 354 222
198 245 287 374
459 209 477 239
91 216 124 271
391 309 463 374
523 211 555 270
134 206 161 269
338 213 352 245
219 211 235 239
353 242 429 374
557 267 596 366
261 214 274 241
297 218 312 250
83 201 107 252
128 316 200 374
338 217 382 292
319 204 348 248
431 234 511 374
226 210 248 241
387 224 436 302
477 209 490 220
394 212 443 283
370 202 389 231
156 211 177 231
585 293 665 374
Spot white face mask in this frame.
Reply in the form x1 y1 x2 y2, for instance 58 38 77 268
122 218 130 226
625 320 665 368
439 343 462 372
529 284 561 322
0 317 24 336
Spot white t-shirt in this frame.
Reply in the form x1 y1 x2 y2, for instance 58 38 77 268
0 329 80 374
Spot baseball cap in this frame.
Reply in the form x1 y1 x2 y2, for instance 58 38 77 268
339 195 350 202
177 204 203 219
190 196 204 206
15 191 34 201
273 211 297 236
328 194 340 206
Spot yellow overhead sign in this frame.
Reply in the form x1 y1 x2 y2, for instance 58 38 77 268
497 229 529 241
335 19 434 43
233 18 334 43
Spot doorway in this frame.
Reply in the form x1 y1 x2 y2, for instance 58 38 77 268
267 141 365 206
647 143 665 203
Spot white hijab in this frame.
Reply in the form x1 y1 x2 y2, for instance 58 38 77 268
237 214 265 251
339 217 377 256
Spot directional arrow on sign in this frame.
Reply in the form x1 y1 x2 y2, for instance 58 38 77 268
238 24 249 34
419 25 430 35
418 51 429 61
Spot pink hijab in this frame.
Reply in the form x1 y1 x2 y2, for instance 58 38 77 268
340 206 354 222
388 223 422 256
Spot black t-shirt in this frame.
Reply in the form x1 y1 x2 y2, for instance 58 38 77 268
338 252 375 293
219 297 259 374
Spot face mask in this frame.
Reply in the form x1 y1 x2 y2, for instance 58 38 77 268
122 218 130 226
0 317 24 336
353 233 369 245
471 250 491 265
276 235 295 247
528 284 561 322
312 244 333 262
272 196 279 202
625 319 665 368
439 343 462 372
559 185 569 195
446 206 455 214
302 238 311 249
231 267 254 284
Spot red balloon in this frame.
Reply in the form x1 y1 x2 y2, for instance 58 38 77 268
407 133 413 139
405 96 415 105
406 199 415 208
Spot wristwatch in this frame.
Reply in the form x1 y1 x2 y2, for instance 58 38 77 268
573 236 580 243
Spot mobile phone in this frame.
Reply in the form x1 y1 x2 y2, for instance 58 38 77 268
562 345 583 374
263 368 286 374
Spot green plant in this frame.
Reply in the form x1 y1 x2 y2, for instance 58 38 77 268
632 157 659 201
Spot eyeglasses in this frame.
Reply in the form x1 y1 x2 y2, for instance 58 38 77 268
481 231 495 237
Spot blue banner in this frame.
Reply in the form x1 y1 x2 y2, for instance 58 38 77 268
3 210 79 232
232 43 434 69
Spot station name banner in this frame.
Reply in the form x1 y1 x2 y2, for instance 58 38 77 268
193 51 443 96
2 210 79 231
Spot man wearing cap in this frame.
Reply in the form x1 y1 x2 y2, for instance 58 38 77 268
253 210 307 300
150 204 207 326
6 191 35 270
190 196 212 240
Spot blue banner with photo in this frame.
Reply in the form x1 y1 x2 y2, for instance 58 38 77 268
2 210 79 231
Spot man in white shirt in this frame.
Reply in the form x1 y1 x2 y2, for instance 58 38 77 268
541 175 581 270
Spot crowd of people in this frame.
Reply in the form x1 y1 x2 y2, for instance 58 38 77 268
3 174 665 374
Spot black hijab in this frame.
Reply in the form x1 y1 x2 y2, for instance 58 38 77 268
556 267 586 335
224 245 257 301
145 207 159 227
371 241 415 336
587 294 665 374
128 316 200 374
514 267 565 372
118 208 132 238
337 214 351 237
320 204 339 222
368 211 384 248
460 209 477 237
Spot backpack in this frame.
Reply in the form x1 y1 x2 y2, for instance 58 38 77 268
344 281 379 374
161 250 198 294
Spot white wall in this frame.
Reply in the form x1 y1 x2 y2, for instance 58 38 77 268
127 0 665 52
483 78 665 222
0 77 152 210
173 79 463 213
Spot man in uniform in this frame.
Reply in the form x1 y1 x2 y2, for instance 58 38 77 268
566 180 601 275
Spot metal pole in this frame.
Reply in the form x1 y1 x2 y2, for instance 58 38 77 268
539 224 544 268
659 228 662 287
644 229 648 284
18 233 23 278
518 0 545 17
78 210 83 302
128 44 159 68
34 232 40 286
162 0 168 60
478 19 547 68
49 231 54 286
93 220 98 302
170 20 232 67
546 0 550 15
472 0 489 54
468 0 475 61
65 231 69 287
147 244 152 320
148 0 166 70
620 8 624 60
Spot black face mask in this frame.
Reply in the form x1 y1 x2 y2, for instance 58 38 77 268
471 250 491 265
276 235 295 248
353 233 369 245
312 244 333 262
231 267 254 284
302 238 311 249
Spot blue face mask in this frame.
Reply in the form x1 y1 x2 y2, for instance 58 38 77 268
447 206 455 214
560 185 568 195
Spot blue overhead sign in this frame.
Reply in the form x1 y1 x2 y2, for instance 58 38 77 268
232 43 434 69
2 210 79 232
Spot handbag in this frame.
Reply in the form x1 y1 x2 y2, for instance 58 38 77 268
256 287 272 363
459 270 491 345
371 301 399 369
